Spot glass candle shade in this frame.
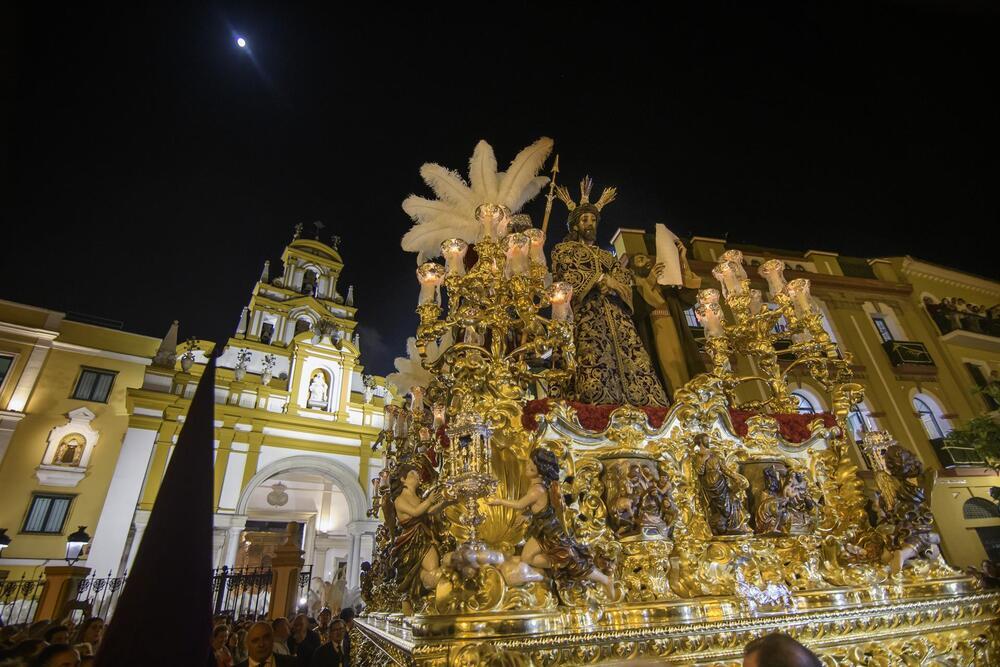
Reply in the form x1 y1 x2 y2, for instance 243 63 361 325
748 289 764 316
696 302 725 337
432 403 446 430
784 278 813 317
697 288 721 306
441 238 468 276
503 233 531 277
416 262 446 305
463 325 485 346
719 249 748 280
409 386 425 413
547 282 574 321
524 228 546 264
712 261 745 298
758 259 787 298
475 203 504 240
495 206 513 238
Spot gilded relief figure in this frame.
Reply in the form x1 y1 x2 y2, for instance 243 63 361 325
782 470 817 534
695 449 750 535
551 177 668 406
388 463 447 612
604 461 676 539
489 448 615 596
754 465 787 535
628 244 707 400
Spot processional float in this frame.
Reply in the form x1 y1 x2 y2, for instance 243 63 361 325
355 138 1000 665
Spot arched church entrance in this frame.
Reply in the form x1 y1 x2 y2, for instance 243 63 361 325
228 456 376 613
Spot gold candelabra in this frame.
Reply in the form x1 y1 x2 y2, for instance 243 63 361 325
412 203 576 542
697 250 852 412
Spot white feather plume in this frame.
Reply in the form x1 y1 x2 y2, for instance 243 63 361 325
497 137 554 210
401 138 554 261
386 332 453 395
420 164 478 211
469 141 499 202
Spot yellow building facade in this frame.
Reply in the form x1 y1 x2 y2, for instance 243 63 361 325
613 229 1000 568
0 235 389 605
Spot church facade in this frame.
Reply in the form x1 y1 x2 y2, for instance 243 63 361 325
0 234 389 603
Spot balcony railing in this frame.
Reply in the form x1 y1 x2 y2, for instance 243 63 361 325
882 340 934 367
926 306 1000 339
930 437 986 468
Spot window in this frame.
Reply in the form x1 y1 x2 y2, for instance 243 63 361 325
963 498 1000 520
791 391 817 414
72 368 116 403
22 493 73 534
872 317 894 342
914 396 949 440
684 308 700 329
847 405 868 442
0 354 13 388
294 318 312 336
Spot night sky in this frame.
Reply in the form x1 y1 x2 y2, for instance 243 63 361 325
3 2 997 376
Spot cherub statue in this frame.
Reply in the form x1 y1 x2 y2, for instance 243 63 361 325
695 449 750 535
489 448 615 596
875 445 942 574
387 463 447 612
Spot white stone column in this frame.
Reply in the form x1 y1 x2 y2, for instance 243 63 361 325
345 533 358 588
123 510 150 574
345 520 378 589
303 516 317 568
212 529 227 569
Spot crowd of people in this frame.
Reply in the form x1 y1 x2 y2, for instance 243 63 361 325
210 607 355 667
924 296 1000 337
0 616 103 667
0 605 824 667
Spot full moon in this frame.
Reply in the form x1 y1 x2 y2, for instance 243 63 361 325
236 37 247 48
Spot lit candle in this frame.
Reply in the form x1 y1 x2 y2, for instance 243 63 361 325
524 228 546 264
432 403 446 430
749 289 764 315
475 203 504 240
441 238 468 276
409 386 425 413
547 282 574 321
759 259 787 298
697 288 721 306
503 233 530 277
785 278 814 317
719 250 748 280
712 261 745 298
696 302 725 337
416 263 445 305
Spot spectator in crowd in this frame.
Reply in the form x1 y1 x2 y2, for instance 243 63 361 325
2 639 46 662
29 643 80 667
743 632 821 667
308 619 347 667
287 614 321 666
71 618 103 658
235 622 295 667
228 627 248 664
212 624 234 667
315 608 333 644
271 618 291 656
43 626 70 646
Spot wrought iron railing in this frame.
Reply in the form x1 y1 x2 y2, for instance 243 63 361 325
932 437 986 468
0 574 45 626
74 571 128 620
211 565 313 620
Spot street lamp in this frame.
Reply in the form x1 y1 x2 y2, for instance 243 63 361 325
65 526 91 565
0 528 10 555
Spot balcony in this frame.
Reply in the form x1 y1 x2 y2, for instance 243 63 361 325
929 437 986 468
927 305 1000 352
882 340 935 367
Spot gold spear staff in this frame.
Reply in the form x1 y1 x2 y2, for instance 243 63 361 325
540 154 560 236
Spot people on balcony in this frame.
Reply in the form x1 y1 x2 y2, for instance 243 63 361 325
923 296 1000 337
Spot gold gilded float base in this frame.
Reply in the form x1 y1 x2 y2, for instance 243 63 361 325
355 578 1000 666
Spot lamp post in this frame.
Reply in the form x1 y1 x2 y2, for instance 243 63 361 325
65 526 91 566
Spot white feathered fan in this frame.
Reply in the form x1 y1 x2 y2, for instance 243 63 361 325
401 137 554 261
386 333 453 397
